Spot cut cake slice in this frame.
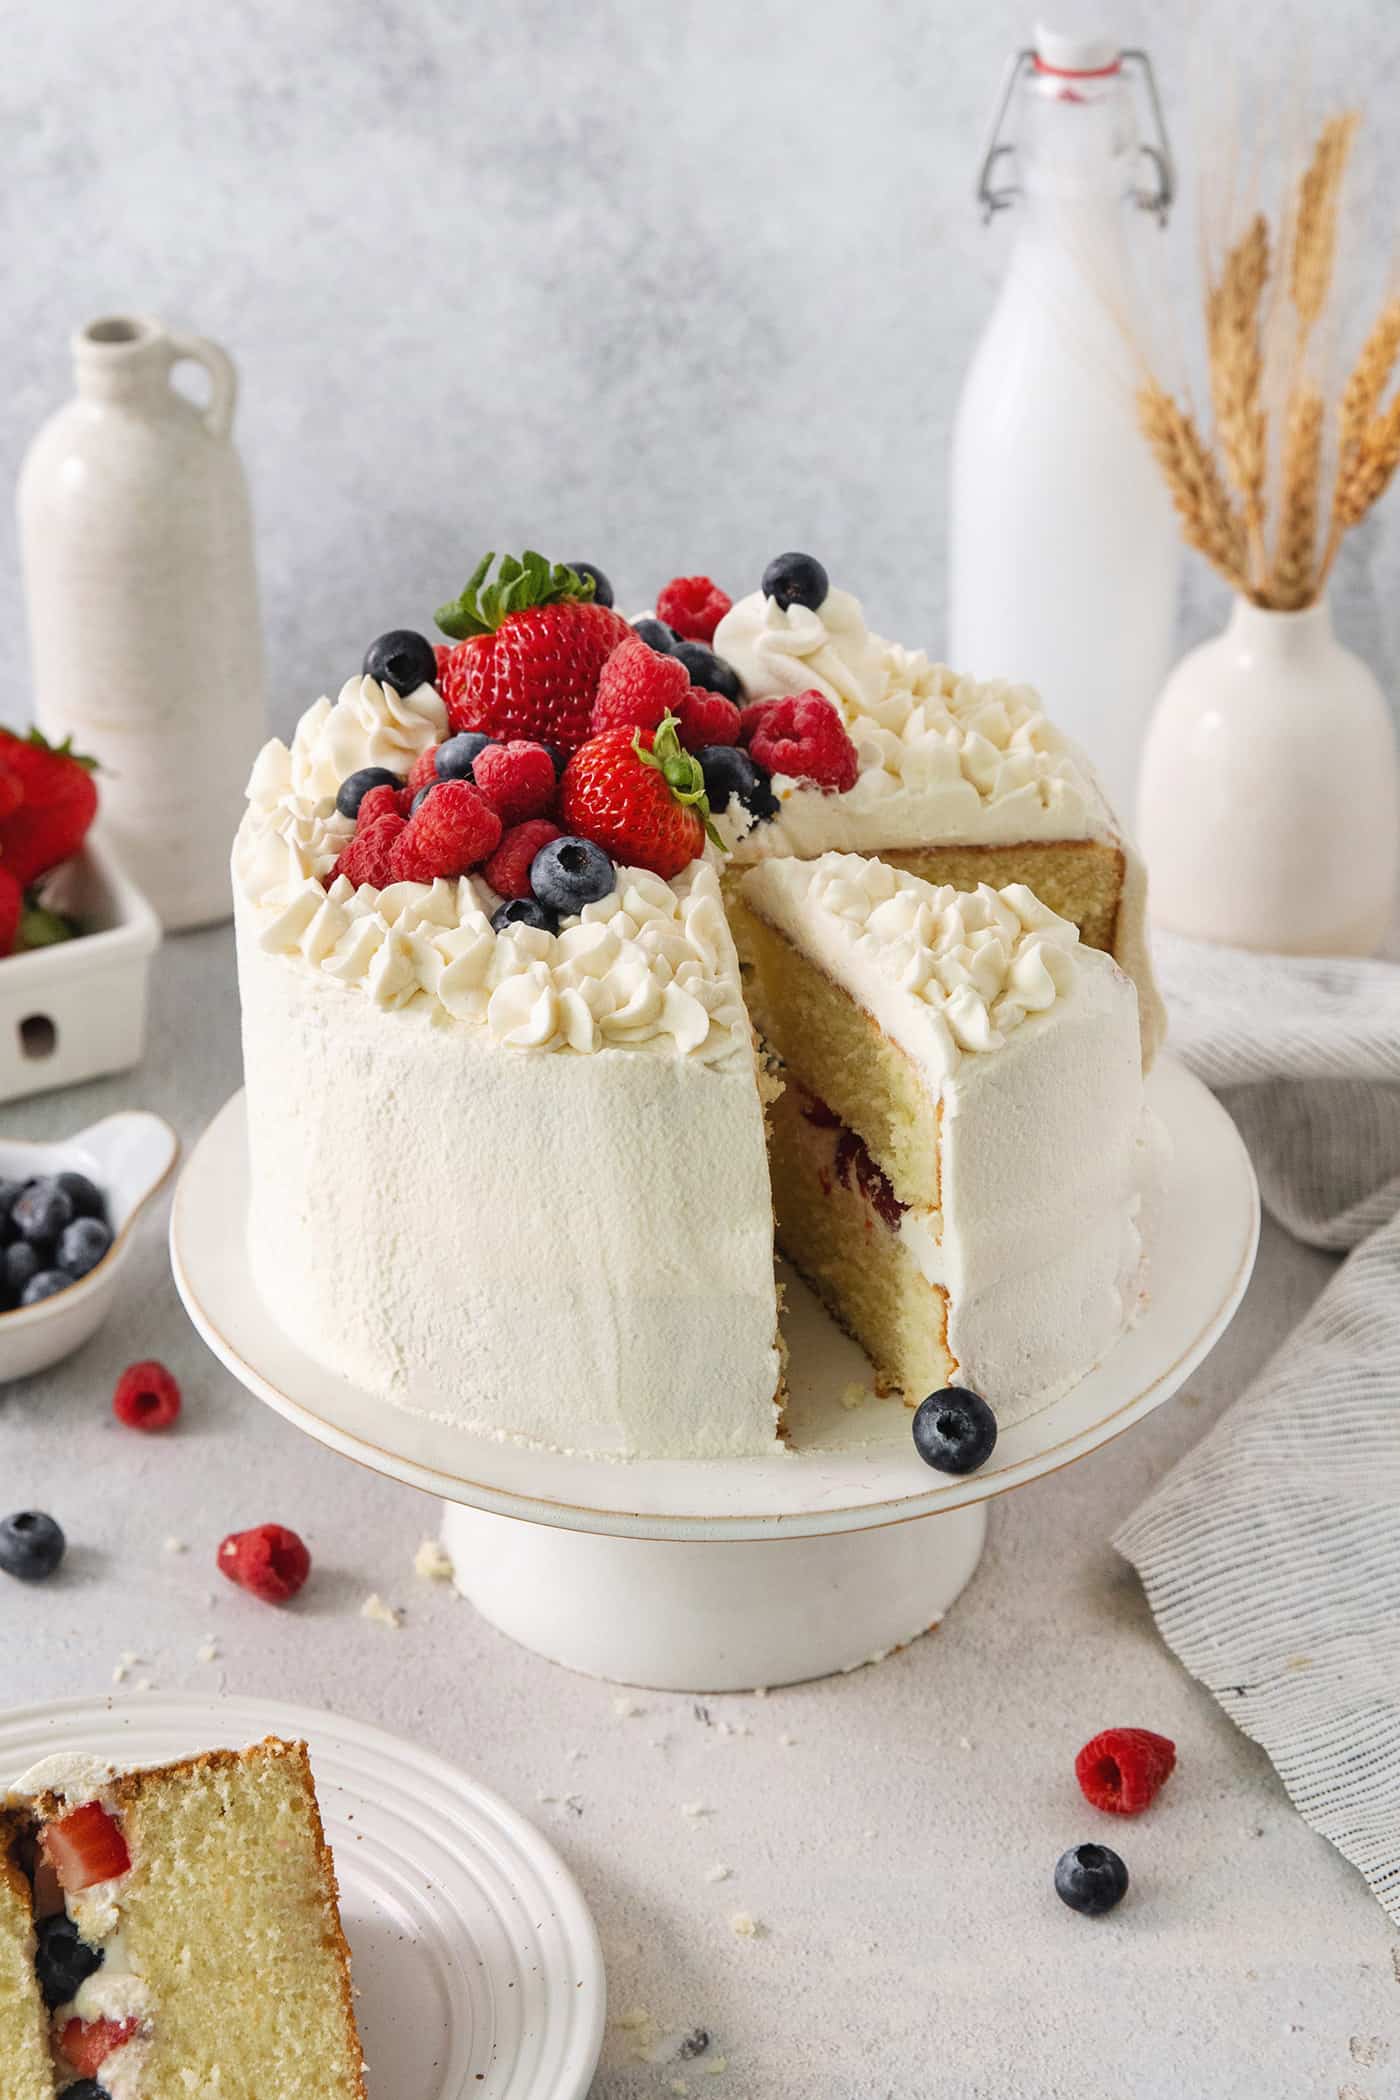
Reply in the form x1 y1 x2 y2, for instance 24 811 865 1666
0 1807 53 2100
6 1736 366 2100
741 851 1149 1427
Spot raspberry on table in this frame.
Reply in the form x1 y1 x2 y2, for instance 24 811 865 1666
656 575 733 643
1074 1727 1177 1815
471 740 559 825
591 637 691 738
482 818 564 900
741 690 859 792
218 1523 311 1604
676 688 742 753
388 779 502 882
112 1360 182 1433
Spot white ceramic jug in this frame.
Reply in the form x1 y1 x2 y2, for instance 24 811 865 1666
1138 595 1400 954
18 315 266 930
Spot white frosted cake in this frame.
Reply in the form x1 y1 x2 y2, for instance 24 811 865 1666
233 551 1160 1460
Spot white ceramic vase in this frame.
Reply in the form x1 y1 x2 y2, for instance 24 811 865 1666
18 315 266 931
1137 595 1400 955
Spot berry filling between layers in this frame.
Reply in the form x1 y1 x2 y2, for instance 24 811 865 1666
26 1795 151 2099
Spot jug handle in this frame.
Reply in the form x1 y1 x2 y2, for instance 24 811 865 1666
165 333 237 439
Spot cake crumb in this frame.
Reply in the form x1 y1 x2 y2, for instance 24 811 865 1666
1350 2037 1390 2067
162 1537 188 1555
779 1732 797 1747
616 2008 651 2032
120 1651 141 1668
361 1593 403 1628
703 2060 728 2078
681 1801 713 1818
196 1641 220 1665
752 1686 768 1699
111 1664 127 1685
612 1695 644 1718
135 1678 154 1693
704 1863 732 1884
414 1537 455 1583
669 2082 689 2095
728 1911 763 1939
840 1381 870 1411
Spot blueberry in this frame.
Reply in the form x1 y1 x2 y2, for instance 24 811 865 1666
529 837 616 914
362 628 438 696
762 551 829 612
435 733 495 782
911 1387 998 1475
336 766 402 820
0 1510 65 1581
35 1912 104 2008
0 1177 28 1220
411 784 437 814
698 746 779 822
53 1171 105 1221
672 641 742 702
3 1240 40 1299
12 1180 74 1247
57 1217 113 1280
492 898 559 935
537 740 566 779
61 2086 109 2100
1054 1842 1129 1916
632 618 676 654
568 562 614 608
22 1270 72 1306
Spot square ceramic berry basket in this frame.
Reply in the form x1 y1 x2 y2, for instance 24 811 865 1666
0 834 161 1104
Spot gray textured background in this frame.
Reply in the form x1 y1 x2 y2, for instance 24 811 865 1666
3 0 1399 743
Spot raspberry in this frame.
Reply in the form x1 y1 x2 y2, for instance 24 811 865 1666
388 779 502 882
1074 1727 1177 1815
59 2015 141 2077
482 818 563 899
656 575 733 643
328 814 405 890
591 636 691 739
218 1523 311 1605
470 740 559 825
112 1360 182 1433
355 783 401 829
407 745 439 794
741 690 859 792
675 688 742 753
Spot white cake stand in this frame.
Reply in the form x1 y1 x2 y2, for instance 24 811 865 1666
170 1056 1258 1691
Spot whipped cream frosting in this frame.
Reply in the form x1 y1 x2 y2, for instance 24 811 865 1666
742 853 1084 1080
236 679 751 1066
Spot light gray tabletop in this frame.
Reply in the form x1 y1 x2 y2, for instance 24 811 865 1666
0 923 1394 2100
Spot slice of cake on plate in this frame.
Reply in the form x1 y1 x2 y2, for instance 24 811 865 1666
0 1808 53 2099
3 1737 365 2099
742 853 1150 1424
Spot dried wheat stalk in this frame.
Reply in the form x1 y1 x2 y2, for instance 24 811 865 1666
1320 389 1400 586
1206 214 1270 580
1338 296 1400 455
1136 380 1248 587
1289 112 1359 340
1269 386 1324 608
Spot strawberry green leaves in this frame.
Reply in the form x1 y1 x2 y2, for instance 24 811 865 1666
435 552 598 640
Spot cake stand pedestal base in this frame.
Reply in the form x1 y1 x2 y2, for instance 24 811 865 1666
439 1499 989 1691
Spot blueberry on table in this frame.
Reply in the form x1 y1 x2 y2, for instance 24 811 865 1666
632 617 676 653
335 767 403 821
434 732 495 782
21 1270 73 1305
57 1217 114 1280
53 1170 106 1220
492 898 558 935
530 837 615 914
12 1179 74 1246
0 1510 66 1581
362 628 438 695
1054 1842 1129 1916
762 551 829 611
698 745 779 821
35 1912 104 2007
568 561 614 607
672 641 742 702
911 1388 998 1475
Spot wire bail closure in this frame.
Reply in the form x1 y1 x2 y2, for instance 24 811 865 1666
974 48 1175 228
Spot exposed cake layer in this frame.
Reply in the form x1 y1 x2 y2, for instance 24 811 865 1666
743 854 1148 1422
0 1813 51 2100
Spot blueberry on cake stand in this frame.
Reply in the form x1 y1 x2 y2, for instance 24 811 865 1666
170 1056 1257 1691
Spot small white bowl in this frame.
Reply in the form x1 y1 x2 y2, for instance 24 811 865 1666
0 1112 179 1381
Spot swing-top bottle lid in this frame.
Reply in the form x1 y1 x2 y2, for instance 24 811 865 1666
1033 23 1121 76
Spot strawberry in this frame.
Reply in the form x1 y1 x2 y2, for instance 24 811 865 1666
560 715 724 881
43 1802 131 1892
435 552 631 754
60 2016 141 2075
0 867 21 960
0 731 99 885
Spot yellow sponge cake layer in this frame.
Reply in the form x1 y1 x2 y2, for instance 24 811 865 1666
0 1811 52 2100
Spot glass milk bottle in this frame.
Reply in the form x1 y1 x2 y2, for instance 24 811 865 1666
19 316 266 929
948 27 1180 817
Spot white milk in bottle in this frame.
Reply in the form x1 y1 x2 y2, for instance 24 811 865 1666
948 26 1180 816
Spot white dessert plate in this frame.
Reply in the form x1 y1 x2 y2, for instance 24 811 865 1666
0 1691 604 2100
170 1054 1259 1542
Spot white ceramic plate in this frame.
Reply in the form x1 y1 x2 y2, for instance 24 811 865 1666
170 1054 1258 1542
0 1692 604 2100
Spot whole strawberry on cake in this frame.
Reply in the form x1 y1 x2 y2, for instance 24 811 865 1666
234 550 1160 1460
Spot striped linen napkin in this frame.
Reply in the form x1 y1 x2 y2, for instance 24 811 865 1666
1114 930 1400 1922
